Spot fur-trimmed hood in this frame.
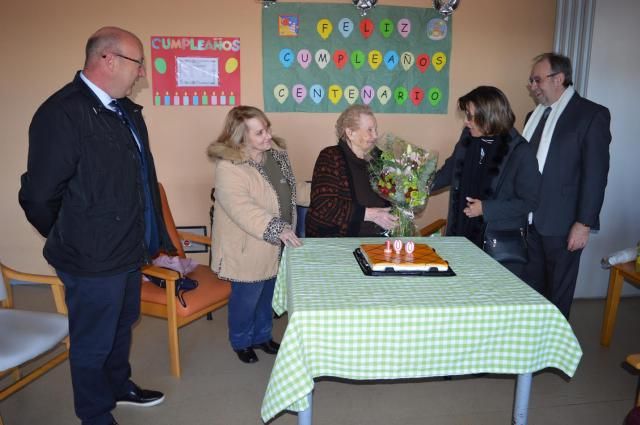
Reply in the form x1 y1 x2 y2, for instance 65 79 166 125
208 136 287 163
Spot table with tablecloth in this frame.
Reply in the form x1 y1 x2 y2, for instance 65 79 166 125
261 237 582 424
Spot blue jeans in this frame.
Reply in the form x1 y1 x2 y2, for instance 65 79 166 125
228 278 276 350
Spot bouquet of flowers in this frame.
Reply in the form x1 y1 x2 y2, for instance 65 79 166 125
369 133 438 236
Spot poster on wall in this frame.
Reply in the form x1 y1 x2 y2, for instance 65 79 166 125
150 36 241 107
262 3 452 114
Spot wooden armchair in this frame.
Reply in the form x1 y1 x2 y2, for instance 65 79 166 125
420 218 447 237
140 184 231 377
0 262 69 401
627 354 640 406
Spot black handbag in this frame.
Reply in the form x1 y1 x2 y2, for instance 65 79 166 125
144 272 199 308
483 227 528 264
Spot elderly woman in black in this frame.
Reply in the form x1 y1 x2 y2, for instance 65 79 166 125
432 86 541 278
306 104 397 237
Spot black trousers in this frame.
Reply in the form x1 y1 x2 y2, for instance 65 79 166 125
523 224 583 319
57 268 141 425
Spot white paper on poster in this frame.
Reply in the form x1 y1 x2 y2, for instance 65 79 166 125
176 57 219 87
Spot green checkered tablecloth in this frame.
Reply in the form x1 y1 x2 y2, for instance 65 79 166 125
261 237 582 422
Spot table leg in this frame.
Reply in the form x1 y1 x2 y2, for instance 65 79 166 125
600 267 623 347
297 392 313 425
512 373 532 425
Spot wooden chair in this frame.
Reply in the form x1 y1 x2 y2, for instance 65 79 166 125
0 262 69 401
140 184 231 377
627 354 640 407
600 261 640 347
420 218 447 237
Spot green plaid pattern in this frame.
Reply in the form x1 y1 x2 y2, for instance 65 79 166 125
261 237 582 422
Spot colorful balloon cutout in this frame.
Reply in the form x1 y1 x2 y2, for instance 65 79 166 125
309 84 325 104
334 50 348 70
428 87 443 106
397 18 411 38
368 50 382 70
359 18 374 39
279 48 294 68
351 50 365 70
344 85 359 104
400 52 415 71
328 85 343 105
292 84 307 104
225 57 239 74
297 49 311 69
384 50 399 71
377 85 392 105
432 52 447 71
317 19 333 40
154 58 167 74
394 86 409 105
410 86 425 106
379 18 394 38
315 49 331 69
338 18 354 38
361 85 375 105
274 84 289 104
416 54 430 73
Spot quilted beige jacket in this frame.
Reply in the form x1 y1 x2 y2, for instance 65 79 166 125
209 143 310 282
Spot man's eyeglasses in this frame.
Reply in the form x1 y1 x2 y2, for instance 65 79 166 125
103 53 145 67
528 72 559 86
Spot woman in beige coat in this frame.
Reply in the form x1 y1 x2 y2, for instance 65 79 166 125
208 106 310 364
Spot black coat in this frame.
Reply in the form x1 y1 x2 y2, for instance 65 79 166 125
19 72 175 276
432 127 541 235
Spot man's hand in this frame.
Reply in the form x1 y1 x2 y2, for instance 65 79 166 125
567 222 590 251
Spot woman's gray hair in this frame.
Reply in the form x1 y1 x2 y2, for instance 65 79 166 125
335 104 374 141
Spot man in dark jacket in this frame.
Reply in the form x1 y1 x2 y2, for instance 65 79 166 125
19 26 175 425
522 52 611 318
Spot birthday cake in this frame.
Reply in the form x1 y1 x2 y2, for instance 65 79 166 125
359 242 450 272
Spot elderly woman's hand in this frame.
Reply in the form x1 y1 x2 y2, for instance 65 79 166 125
365 207 398 230
279 227 303 248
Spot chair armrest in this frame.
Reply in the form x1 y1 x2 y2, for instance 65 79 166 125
420 218 447 236
1 263 67 315
627 354 640 370
141 265 180 280
177 231 211 246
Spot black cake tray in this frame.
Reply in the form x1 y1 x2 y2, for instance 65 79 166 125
353 248 456 277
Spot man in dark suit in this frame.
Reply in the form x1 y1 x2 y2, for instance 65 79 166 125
522 52 611 318
19 27 175 425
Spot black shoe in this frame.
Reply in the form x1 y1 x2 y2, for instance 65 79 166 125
116 383 165 407
252 340 280 355
234 347 259 363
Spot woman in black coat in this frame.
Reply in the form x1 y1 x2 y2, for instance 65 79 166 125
432 86 541 278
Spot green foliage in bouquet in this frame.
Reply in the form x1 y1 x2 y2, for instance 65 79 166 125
369 133 438 236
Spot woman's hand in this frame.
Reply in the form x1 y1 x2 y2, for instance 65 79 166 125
279 227 303 248
463 197 483 217
365 207 398 230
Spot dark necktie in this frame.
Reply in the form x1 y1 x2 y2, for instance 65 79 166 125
110 100 142 150
529 106 552 152
109 100 159 254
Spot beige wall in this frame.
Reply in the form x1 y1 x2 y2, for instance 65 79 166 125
0 0 555 272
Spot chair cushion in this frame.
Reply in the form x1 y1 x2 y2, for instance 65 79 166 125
0 309 69 371
141 265 231 317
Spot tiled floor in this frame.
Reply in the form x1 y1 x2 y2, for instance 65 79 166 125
1 284 638 425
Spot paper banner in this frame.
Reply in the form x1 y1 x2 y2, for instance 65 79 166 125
262 3 451 113
151 36 241 107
